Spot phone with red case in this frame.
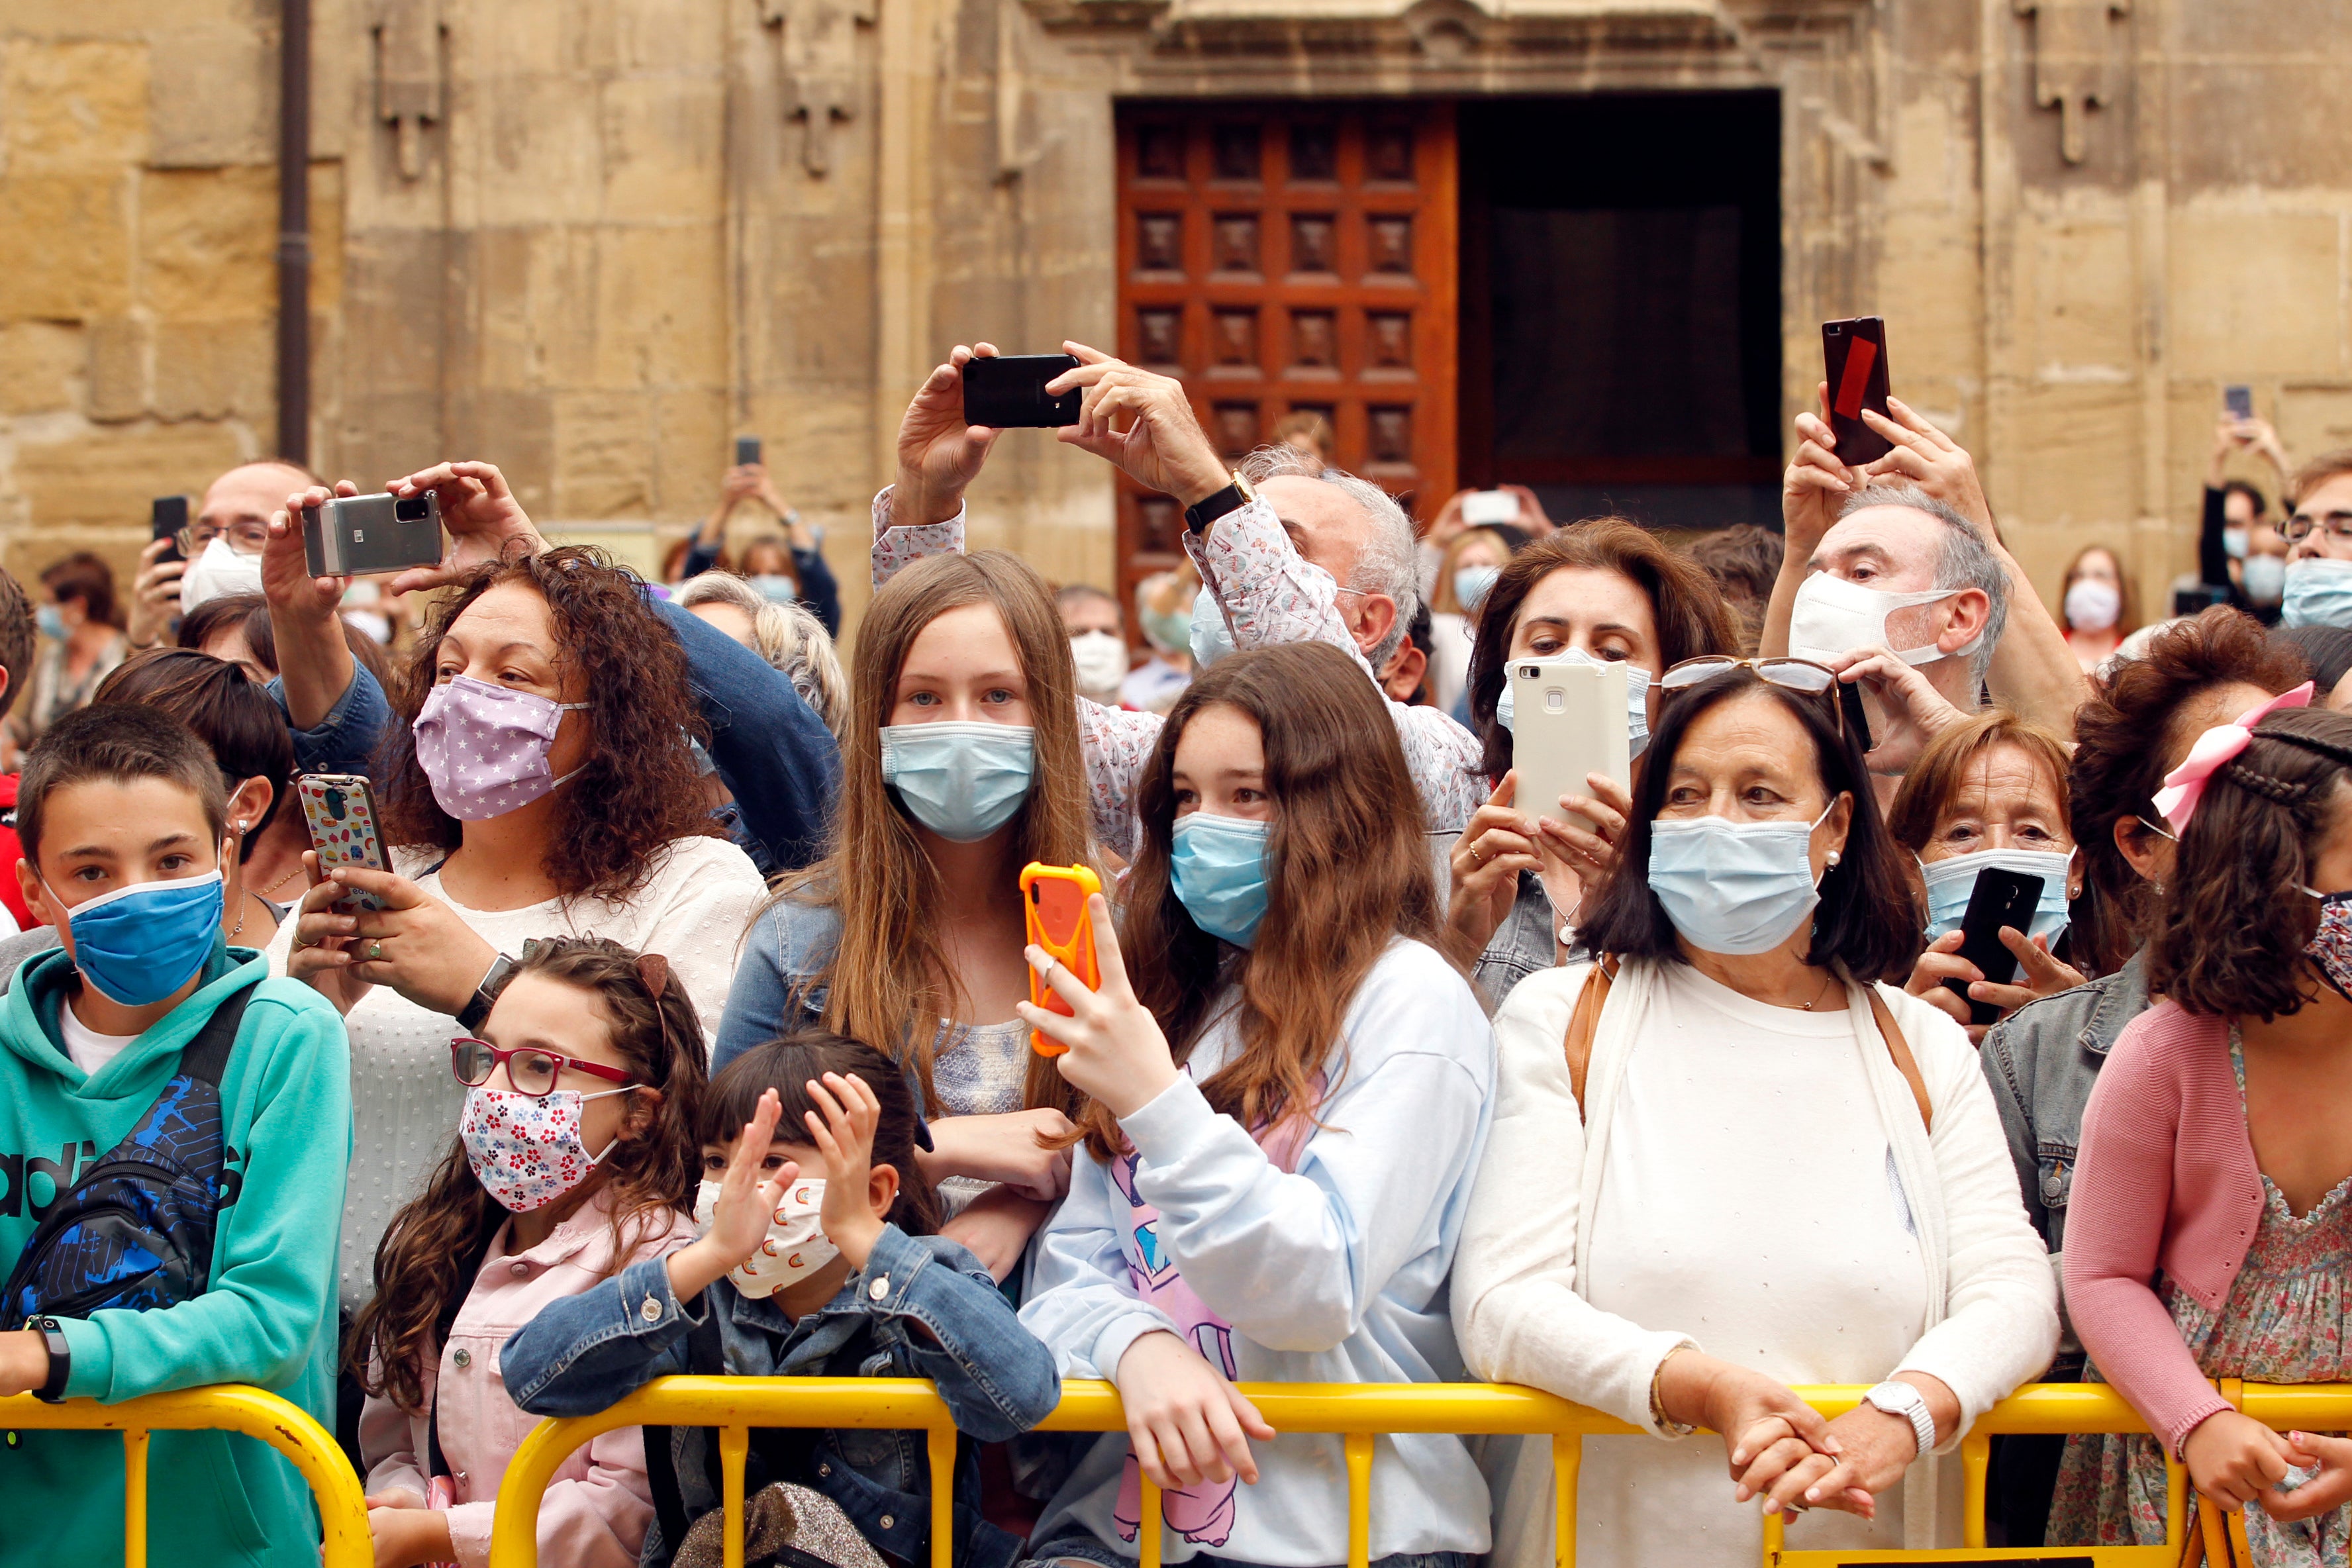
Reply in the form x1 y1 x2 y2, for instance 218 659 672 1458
1020 863 1102 1056
296 773 391 916
1822 316 1894 466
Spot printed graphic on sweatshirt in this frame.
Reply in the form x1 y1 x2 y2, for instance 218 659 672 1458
1109 1072 1320 1551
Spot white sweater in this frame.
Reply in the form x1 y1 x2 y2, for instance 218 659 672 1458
1451 957 2057 1568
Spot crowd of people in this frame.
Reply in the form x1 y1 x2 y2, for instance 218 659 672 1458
1 340 2350 1568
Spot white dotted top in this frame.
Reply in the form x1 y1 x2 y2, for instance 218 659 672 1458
263 834 768 1312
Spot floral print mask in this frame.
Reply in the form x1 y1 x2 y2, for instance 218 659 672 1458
2304 888 2352 1001
460 1085 636 1213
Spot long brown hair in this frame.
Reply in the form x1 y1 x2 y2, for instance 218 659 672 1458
1463 520 1739 780
350 936 709 1413
779 550 1093 1114
375 547 718 903
1073 640 1449 1161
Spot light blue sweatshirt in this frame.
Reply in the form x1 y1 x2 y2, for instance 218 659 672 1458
1018 938 1496 1566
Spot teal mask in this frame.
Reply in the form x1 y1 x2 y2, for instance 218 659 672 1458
879 722 1035 843
1170 812 1271 947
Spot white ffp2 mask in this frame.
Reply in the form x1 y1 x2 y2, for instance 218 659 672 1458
1788 571 1979 668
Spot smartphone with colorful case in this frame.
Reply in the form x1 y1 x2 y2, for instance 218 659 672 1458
297 773 391 916
1021 861 1102 1056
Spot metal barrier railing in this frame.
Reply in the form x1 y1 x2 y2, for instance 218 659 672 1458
0 1383 371 1568
487 1378 2352 1568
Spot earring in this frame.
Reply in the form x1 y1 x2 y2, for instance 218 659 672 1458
1826 850 1841 866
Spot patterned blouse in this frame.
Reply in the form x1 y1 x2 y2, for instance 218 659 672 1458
868 487 1490 855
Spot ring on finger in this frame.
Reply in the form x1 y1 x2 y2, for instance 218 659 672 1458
367 941 385 961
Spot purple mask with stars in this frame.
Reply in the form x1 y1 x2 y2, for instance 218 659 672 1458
413 674 590 820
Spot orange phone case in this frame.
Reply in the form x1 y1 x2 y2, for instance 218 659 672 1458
1021 862 1102 1056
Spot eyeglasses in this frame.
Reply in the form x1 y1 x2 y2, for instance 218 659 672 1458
1659 656 1847 738
451 1038 638 1097
2282 511 2352 545
177 519 271 558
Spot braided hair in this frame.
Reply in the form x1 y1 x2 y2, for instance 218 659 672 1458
2151 707 2352 1019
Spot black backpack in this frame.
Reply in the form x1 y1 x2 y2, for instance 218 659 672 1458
3 985 252 1328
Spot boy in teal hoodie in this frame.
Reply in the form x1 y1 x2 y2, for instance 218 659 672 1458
0 704 351 1568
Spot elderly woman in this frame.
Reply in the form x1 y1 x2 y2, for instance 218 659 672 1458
1888 713 2088 1044
1453 660 2057 1568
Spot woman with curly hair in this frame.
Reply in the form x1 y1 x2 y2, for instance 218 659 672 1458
267 542 765 1314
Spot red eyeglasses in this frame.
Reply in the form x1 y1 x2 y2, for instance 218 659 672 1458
450 1038 638 1097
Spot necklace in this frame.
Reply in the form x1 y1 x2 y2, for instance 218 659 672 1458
1796 967 1837 1011
257 861 307 901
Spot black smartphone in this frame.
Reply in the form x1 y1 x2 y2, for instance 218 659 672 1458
152 495 189 566
1822 317 1894 466
1838 677 1873 756
734 435 761 466
2224 385 2254 422
1946 867 2042 1026
963 354 1082 428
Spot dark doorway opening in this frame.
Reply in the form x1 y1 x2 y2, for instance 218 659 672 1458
1459 92 1783 532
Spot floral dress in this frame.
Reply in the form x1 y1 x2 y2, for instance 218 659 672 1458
2048 1029 2352 1562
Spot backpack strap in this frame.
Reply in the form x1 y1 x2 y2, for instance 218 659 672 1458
175 984 254 1090
1864 985 1934 1134
1561 955 1620 1116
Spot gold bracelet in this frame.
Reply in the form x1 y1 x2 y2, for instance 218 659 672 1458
1650 1351 1696 1438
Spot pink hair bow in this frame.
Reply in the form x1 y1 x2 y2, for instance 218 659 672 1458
2151 681 2316 833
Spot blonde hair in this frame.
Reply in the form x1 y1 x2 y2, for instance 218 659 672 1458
676 571 848 737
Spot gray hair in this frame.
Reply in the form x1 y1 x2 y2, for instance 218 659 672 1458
1837 482 2009 688
676 571 849 738
1235 444 1420 669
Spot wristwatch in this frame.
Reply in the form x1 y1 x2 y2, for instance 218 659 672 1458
456 953 518 1035
1861 1379 1936 1458
32 1316 70 1403
1183 471 1257 534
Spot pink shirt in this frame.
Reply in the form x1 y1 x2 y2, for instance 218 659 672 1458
360 1190 698 1568
2064 1001 2265 1457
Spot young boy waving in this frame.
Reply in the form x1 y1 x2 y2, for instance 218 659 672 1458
0 703 351 1568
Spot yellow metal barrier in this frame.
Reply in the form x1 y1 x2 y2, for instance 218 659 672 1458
0 1383 371 1568
487 1379 2352 1568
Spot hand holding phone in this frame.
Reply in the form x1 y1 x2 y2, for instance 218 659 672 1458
1822 317 1894 466
1461 489 1520 528
301 491 445 578
1947 867 2041 1026
1022 863 1103 1055
963 354 1083 428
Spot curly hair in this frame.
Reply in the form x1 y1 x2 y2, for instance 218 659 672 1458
2069 607 2307 975
375 547 718 902
349 935 709 1412
2151 708 2352 1020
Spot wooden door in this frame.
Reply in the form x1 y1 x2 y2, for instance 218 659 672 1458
1113 101 1458 616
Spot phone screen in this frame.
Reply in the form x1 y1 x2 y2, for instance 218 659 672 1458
152 496 189 565
1822 317 1894 466
2224 385 2254 422
735 436 761 466
963 354 1083 429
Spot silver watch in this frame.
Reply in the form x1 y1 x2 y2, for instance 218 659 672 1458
1861 1379 1936 1458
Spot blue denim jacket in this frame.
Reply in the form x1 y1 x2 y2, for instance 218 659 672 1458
501 1223 1059 1568
1471 875 1556 1010
713 894 840 1072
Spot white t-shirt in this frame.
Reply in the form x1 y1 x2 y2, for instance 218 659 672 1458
1575 961 1929 1565
264 834 767 1311
58 999 138 1078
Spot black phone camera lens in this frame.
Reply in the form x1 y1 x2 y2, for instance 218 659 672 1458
395 496 430 522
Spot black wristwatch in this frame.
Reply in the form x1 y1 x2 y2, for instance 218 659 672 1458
1183 471 1257 534
456 954 518 1035
32 1317 69 1403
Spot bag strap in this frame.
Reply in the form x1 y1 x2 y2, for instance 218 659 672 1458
1561 959 1932 1134
175 983 253 1091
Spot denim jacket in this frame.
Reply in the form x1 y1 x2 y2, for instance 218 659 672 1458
1471 875 1556 1010
1977 949 2151 1363
501 1223 1059 1568
712 894 838 1072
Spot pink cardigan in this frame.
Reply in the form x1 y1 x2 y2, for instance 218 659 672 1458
2064 1001 2265 1458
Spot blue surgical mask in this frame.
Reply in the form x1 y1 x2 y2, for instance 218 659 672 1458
1645 803 1836 956
1920 848 2075 947
2224 527 2251 562
2280 557 2352 627
879 722 1034 843
50 869 226 1006
1454 565 1500 613
1169 812 1271 947
1189 587 1236 671
748 573 797 604
2243 552 2287 607
1495 649 1653 761
36 604 66 642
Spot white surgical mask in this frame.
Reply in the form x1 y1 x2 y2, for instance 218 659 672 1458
1788 571 1979 667
2063 579 2120 634
693 1173 838 1297
180 536 266 613
2224 526 2251 562
1070 630 1129 699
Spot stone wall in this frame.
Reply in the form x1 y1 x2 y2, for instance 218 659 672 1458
4 0 2350 633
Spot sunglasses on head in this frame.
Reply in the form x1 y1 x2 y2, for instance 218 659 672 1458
1657 656 1850 742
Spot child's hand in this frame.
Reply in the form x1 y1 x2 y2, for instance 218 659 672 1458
2184 1409 2296 1509
2266 1432 2352 1522
365 1494 452 1568
805 1071 886 1270
1113 1330 1276 1491
668 1091 793 1302
1018 894 1179 1118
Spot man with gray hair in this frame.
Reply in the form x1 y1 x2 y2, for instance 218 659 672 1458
873 340 1487 847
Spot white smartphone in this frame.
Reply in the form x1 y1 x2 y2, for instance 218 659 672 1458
1510 659 1630 837
1462 489 1520 527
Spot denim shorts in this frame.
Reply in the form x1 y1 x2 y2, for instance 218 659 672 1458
1022 1533 1475 1568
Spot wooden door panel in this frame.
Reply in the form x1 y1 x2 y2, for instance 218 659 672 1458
1114 101 1457 623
